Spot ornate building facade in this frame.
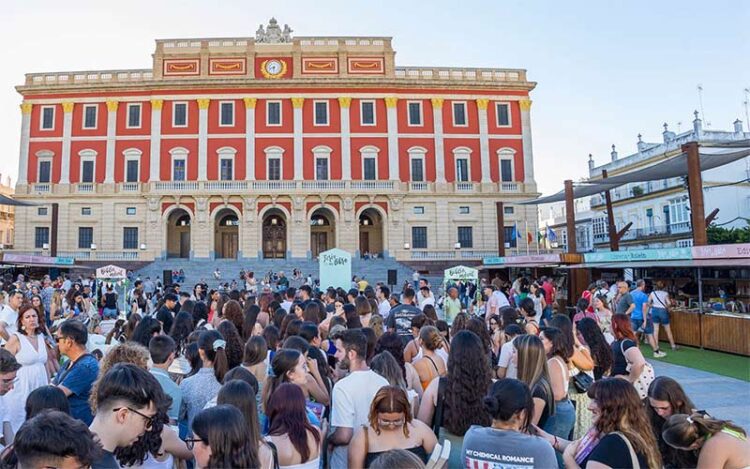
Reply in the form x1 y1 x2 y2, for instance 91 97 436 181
13 19 539 263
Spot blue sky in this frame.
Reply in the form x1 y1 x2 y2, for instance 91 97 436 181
1 0 747 195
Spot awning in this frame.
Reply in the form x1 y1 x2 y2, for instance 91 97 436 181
520 144 750 205
0 194 37 206
566 258 750 269
476 263 561 270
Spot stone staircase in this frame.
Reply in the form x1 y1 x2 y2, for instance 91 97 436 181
135 256 422 291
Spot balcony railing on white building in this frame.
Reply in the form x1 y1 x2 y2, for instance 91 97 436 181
590 178 685 206
203 181 249 191
593 222 692 243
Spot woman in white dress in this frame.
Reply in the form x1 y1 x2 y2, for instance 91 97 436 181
3 303 49 432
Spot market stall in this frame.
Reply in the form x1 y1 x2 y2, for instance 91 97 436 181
95 264 130 318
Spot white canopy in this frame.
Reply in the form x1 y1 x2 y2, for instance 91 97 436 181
444 265 479 283
96 264 127 278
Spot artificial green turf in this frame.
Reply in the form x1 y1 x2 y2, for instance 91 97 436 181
639 343 750 382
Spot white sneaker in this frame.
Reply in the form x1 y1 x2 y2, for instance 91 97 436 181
654 350 667 358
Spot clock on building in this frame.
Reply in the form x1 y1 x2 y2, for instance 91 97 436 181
261 59 287 79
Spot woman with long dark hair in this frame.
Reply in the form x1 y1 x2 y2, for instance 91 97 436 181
662 413 750 469
261 349 324 429
216 320 244 370
417 330 492 468
243 335 268 390
576 317 613 380
221 299 244 335
169 311 194 356
243 304 262 339
131 316 162 348
646 377 700 468
180 330 228 429
535 378 661 469
343 303 362 329
349 386 436 468
190 405 260 469
266 383 322 469
539 327 576 457
217 380 274 468
375 332 423 400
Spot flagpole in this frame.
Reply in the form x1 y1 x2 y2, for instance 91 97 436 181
525 220 530 255
536 208 541 254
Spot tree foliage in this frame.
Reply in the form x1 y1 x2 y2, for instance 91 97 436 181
707 221 750 244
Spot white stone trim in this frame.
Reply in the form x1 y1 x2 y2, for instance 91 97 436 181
432 106 445 182
478 104 491 183
359 100 377 126
126 103 142 129
495 102 512 127
25 94 530 104
29 132 523 141
293 106 303 180
18 110 32 185
123 148 142 182
39 105 56 131
218 100 235 127
519 104 534 184
313 100 329 126
149 104 162 181
359 145 380 180
217 146 237 180
82 104 98 130
60 110 73 184
312 145 332 180
406 100 423 126
497 147 516 182
408 146 427 182
245 104 255 181
104 105 117 183
78 149 97 183
452 146 472 182
172 101 189 127
340 103 351 180
264 146 284 180
451 101 469 127
266 100 283 126
198 105 208 180
35 150 54 184
169 147 189 181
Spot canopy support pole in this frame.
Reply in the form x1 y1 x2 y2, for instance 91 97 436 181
50 203 59 257
564 180 577 254
496 202 506 257
697 267 704 350
684 141 708 246
602 170 619 251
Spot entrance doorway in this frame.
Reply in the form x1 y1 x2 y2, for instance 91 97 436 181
214 209 239 259
262 210 287 259
167 209 192 259
310 208 336 258
358 208 384 258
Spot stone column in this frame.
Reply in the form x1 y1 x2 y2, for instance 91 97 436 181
385 97 400 181
519 99 535 186
339 97 352 180
197 98 210 181
104 100 118 184
60 102 74 185
292 98 305 180
476 99 492 183
149 100 163 182
431 98 446 183
17 103 32 186
244 98 257 181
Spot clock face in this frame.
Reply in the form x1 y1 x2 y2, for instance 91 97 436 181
266 60 282 75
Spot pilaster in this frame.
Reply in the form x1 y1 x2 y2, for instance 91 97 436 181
519 99 536 187
104 100 118 184
149 100 163 182
385 97 400 181
339 97 352 180
17 103 32 186
292 98 304 180
60 102 74 185
244 98 257 181
197 98 210 181
476 99 492 184
431 98 446 183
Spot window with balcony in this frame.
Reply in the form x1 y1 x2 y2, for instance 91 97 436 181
314 101 329 126
452 102 467 126
83 105 97 129
268 158 282 180
126 160 139 183
170 148 188 181
412 226 428 249
38 160 51 183
313 146 332 180
34 227 49 249
80 158 95 184
410 158 424 182
496 102 511 126
41 106 55 130
78 227 93 249
220 158 234 181
173 102 188 127
267 101 282 126
219 101 234 126
407 101 422 126
127 103 141 128
363 157 377 180
457 226 473 248
498 148 516 182
123 227 138 249
360 100 375 125
455 157 470 182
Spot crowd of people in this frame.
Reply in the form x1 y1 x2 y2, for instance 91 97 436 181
0 269 747 469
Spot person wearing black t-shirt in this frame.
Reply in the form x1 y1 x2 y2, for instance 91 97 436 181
386 288 422 346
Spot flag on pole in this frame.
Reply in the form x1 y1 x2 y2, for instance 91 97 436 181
547 226 558 243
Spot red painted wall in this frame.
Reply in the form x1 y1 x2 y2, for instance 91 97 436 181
71 103 107 137
349 99 387 133
254 138 293 179
302 98 341 133
29 104 63 138
114 140 150 182
207 99 246 134
303 138 342 180
398 138 435 182
116 101 151 136
489 139 524 182
350 137 389 179
69 141 107 183
487 100 522 135
27 142 62 183
256 99 293 133
161 100 199 134
442 100 480 134
160 139 199 180
397 99 434 134
444 139 481 182
207 138 246 180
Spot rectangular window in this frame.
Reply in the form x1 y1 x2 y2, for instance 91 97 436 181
41 106 55 130
267 101 281 126
504 226 518 248
126 207 136 215
496 103 510 126
38 161 51 183
220 158 233 181
360 101 375 125
363 158 377 181
268 158 281 180
37 207 48 216
220 101 234 126
127 103 141 128
452 102 467 126
459 206 470 215
456 158 469 182
173 102 188 127
83 105 97 129
669 199 690 225
408 101 422 126
81 160 95 183
123 227 139 249
411 158 424 182
125 160 139 183
314 101 329 126
500 159 513 182
413 206 425 215
457 226 473 248
34 227 49 249
78 227 93 249
81 207 91 216
173 159 186 181
315 158 329 180
412 226 428 249
504 206 514 215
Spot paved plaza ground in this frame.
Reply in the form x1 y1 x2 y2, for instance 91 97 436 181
652 360 750 430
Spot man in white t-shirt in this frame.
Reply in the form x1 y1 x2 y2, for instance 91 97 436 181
376 285 391 319
0 290 23 342
280 287 295 313
329 329 388 469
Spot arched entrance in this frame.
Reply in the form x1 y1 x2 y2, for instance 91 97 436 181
262 209 287 259
310 208 336 258
359 208 384 258
167 208 191 258
214 208 239 259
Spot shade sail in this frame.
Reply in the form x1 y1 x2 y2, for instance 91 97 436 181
0 194 36 206
520 145 750 205
565 258 750 269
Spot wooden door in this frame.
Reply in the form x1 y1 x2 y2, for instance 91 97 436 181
311 232 328 258
360 231 369 255
221 233 238 259
179 232 190 258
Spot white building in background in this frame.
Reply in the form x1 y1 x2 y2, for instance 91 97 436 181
539 197 595 253
585 113 750 250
